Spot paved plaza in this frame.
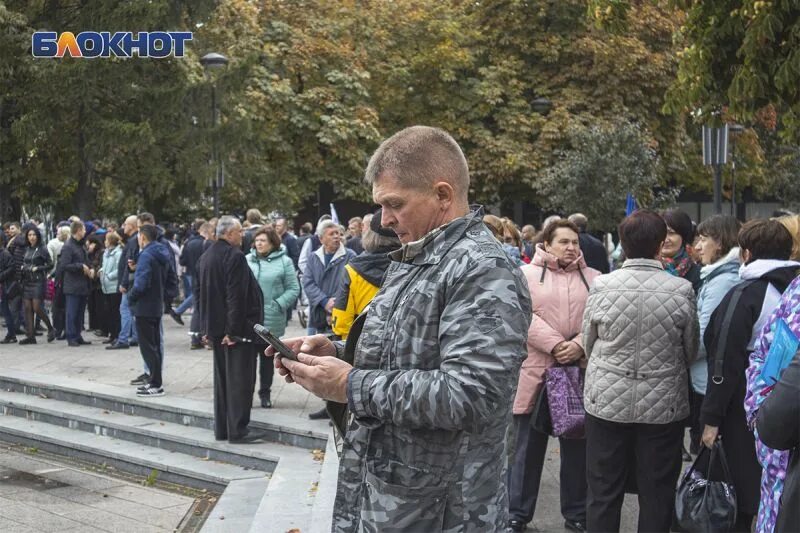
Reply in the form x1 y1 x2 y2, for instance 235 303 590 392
0 314 641 531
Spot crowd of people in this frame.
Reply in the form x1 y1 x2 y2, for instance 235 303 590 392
2 125 800 532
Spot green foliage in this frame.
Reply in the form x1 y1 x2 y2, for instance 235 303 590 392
539 122 675 232
8 0 790 222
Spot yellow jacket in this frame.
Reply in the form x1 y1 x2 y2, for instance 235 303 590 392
331 257 385 339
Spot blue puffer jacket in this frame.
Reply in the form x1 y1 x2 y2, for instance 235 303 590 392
128 241 171 318
691 247 741 394
246 246 300 338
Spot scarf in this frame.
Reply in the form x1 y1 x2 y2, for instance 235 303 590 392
663 247 693 278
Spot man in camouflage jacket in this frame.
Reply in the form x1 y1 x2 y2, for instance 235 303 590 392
274 126 532 532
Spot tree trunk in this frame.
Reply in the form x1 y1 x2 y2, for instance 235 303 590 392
74 102 96 220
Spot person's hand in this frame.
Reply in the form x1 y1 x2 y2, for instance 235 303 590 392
268 335 336 382
280 353 352 403
82 264 91 276
324 298 336 313
702 425 719 448
554 341 584 364
202 335 209 345
119 286 127 294
221 335 236 346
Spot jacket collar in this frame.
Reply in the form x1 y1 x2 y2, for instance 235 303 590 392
252 244 287 261
700 247 740 280
389 205 485 265
622 258 665 271
313 242 348 264
739 259 800 280
533 243 587 272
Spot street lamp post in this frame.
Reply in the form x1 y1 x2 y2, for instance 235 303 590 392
728 123 744 219
200 52 229 217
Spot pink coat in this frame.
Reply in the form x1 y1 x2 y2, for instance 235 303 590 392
512 244 600 415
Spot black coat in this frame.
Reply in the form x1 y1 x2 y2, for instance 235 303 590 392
0 248 15 287
701 264 799 514
118 231 139 291
179 234 206 278
757 347 800 533
197 239 263 340
578 232 609 274
282 232 300 269
58 237 91 296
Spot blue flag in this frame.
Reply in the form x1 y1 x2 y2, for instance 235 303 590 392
625 193 638 216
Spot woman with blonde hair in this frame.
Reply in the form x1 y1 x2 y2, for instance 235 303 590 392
778 214 800 260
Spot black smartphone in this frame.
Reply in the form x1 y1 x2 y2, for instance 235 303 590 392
253 324 298 361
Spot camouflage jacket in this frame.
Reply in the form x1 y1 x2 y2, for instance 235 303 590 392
332 206 532 532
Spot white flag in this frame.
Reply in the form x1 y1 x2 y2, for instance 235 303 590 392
330 203 340 225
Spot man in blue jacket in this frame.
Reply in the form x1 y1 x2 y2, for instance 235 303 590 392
128 224 170 397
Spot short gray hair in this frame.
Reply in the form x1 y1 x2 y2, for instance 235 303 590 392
216 215 241 238
364 126 470 199
568 213 588 232
316 219 339 238
362 227 400 253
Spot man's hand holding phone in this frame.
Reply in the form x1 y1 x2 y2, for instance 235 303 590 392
263 334 351 403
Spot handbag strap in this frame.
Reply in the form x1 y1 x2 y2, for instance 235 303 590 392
577 267 590 291
711 280 756 385
708 439 735 485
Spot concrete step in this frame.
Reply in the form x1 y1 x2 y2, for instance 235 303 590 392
0 369 328 450
246 434 326 533
307 429 339 533
0 415 267 492
0 389 317 473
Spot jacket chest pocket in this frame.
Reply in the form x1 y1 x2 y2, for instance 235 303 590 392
359 466 448 532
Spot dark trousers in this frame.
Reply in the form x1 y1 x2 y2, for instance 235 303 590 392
586 414 683 533
688 390 704 453
1 294 20 338
52 286 65 335
258 353 275 399
88 287 103 331
135 316 162 388
212 340 256 441
508 412 587 524
65 294 87 343
101 292 122 340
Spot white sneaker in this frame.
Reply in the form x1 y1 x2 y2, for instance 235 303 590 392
136 386 164 397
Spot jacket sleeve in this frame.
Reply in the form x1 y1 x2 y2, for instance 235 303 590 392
346 258 531 432
0 253 14 283
274 257 300 312
682 288 700 365
332 267 356 338
36 247 53 272
302 258 328 308
128 251 152 303
179 243 190 267
298 238 311 275
528 312 566 356
700 288 757 426
582 289 600 358
285 237 300 269
224 252 249 337
756 352 800 451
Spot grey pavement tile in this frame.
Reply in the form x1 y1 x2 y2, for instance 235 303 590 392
59 508 166 533
101 484 193 510
2 487 88 515
41 485 107 505
87 494 191 529
0 497 84 532
39 468 125 491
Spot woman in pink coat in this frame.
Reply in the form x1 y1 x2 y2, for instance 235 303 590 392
508 219 600 533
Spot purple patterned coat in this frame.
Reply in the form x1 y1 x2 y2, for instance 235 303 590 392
744 275 800 533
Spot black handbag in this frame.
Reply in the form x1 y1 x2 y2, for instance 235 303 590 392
675 440 737 532
531 383 552 435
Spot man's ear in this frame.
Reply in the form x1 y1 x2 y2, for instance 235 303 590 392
434 181 455 206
